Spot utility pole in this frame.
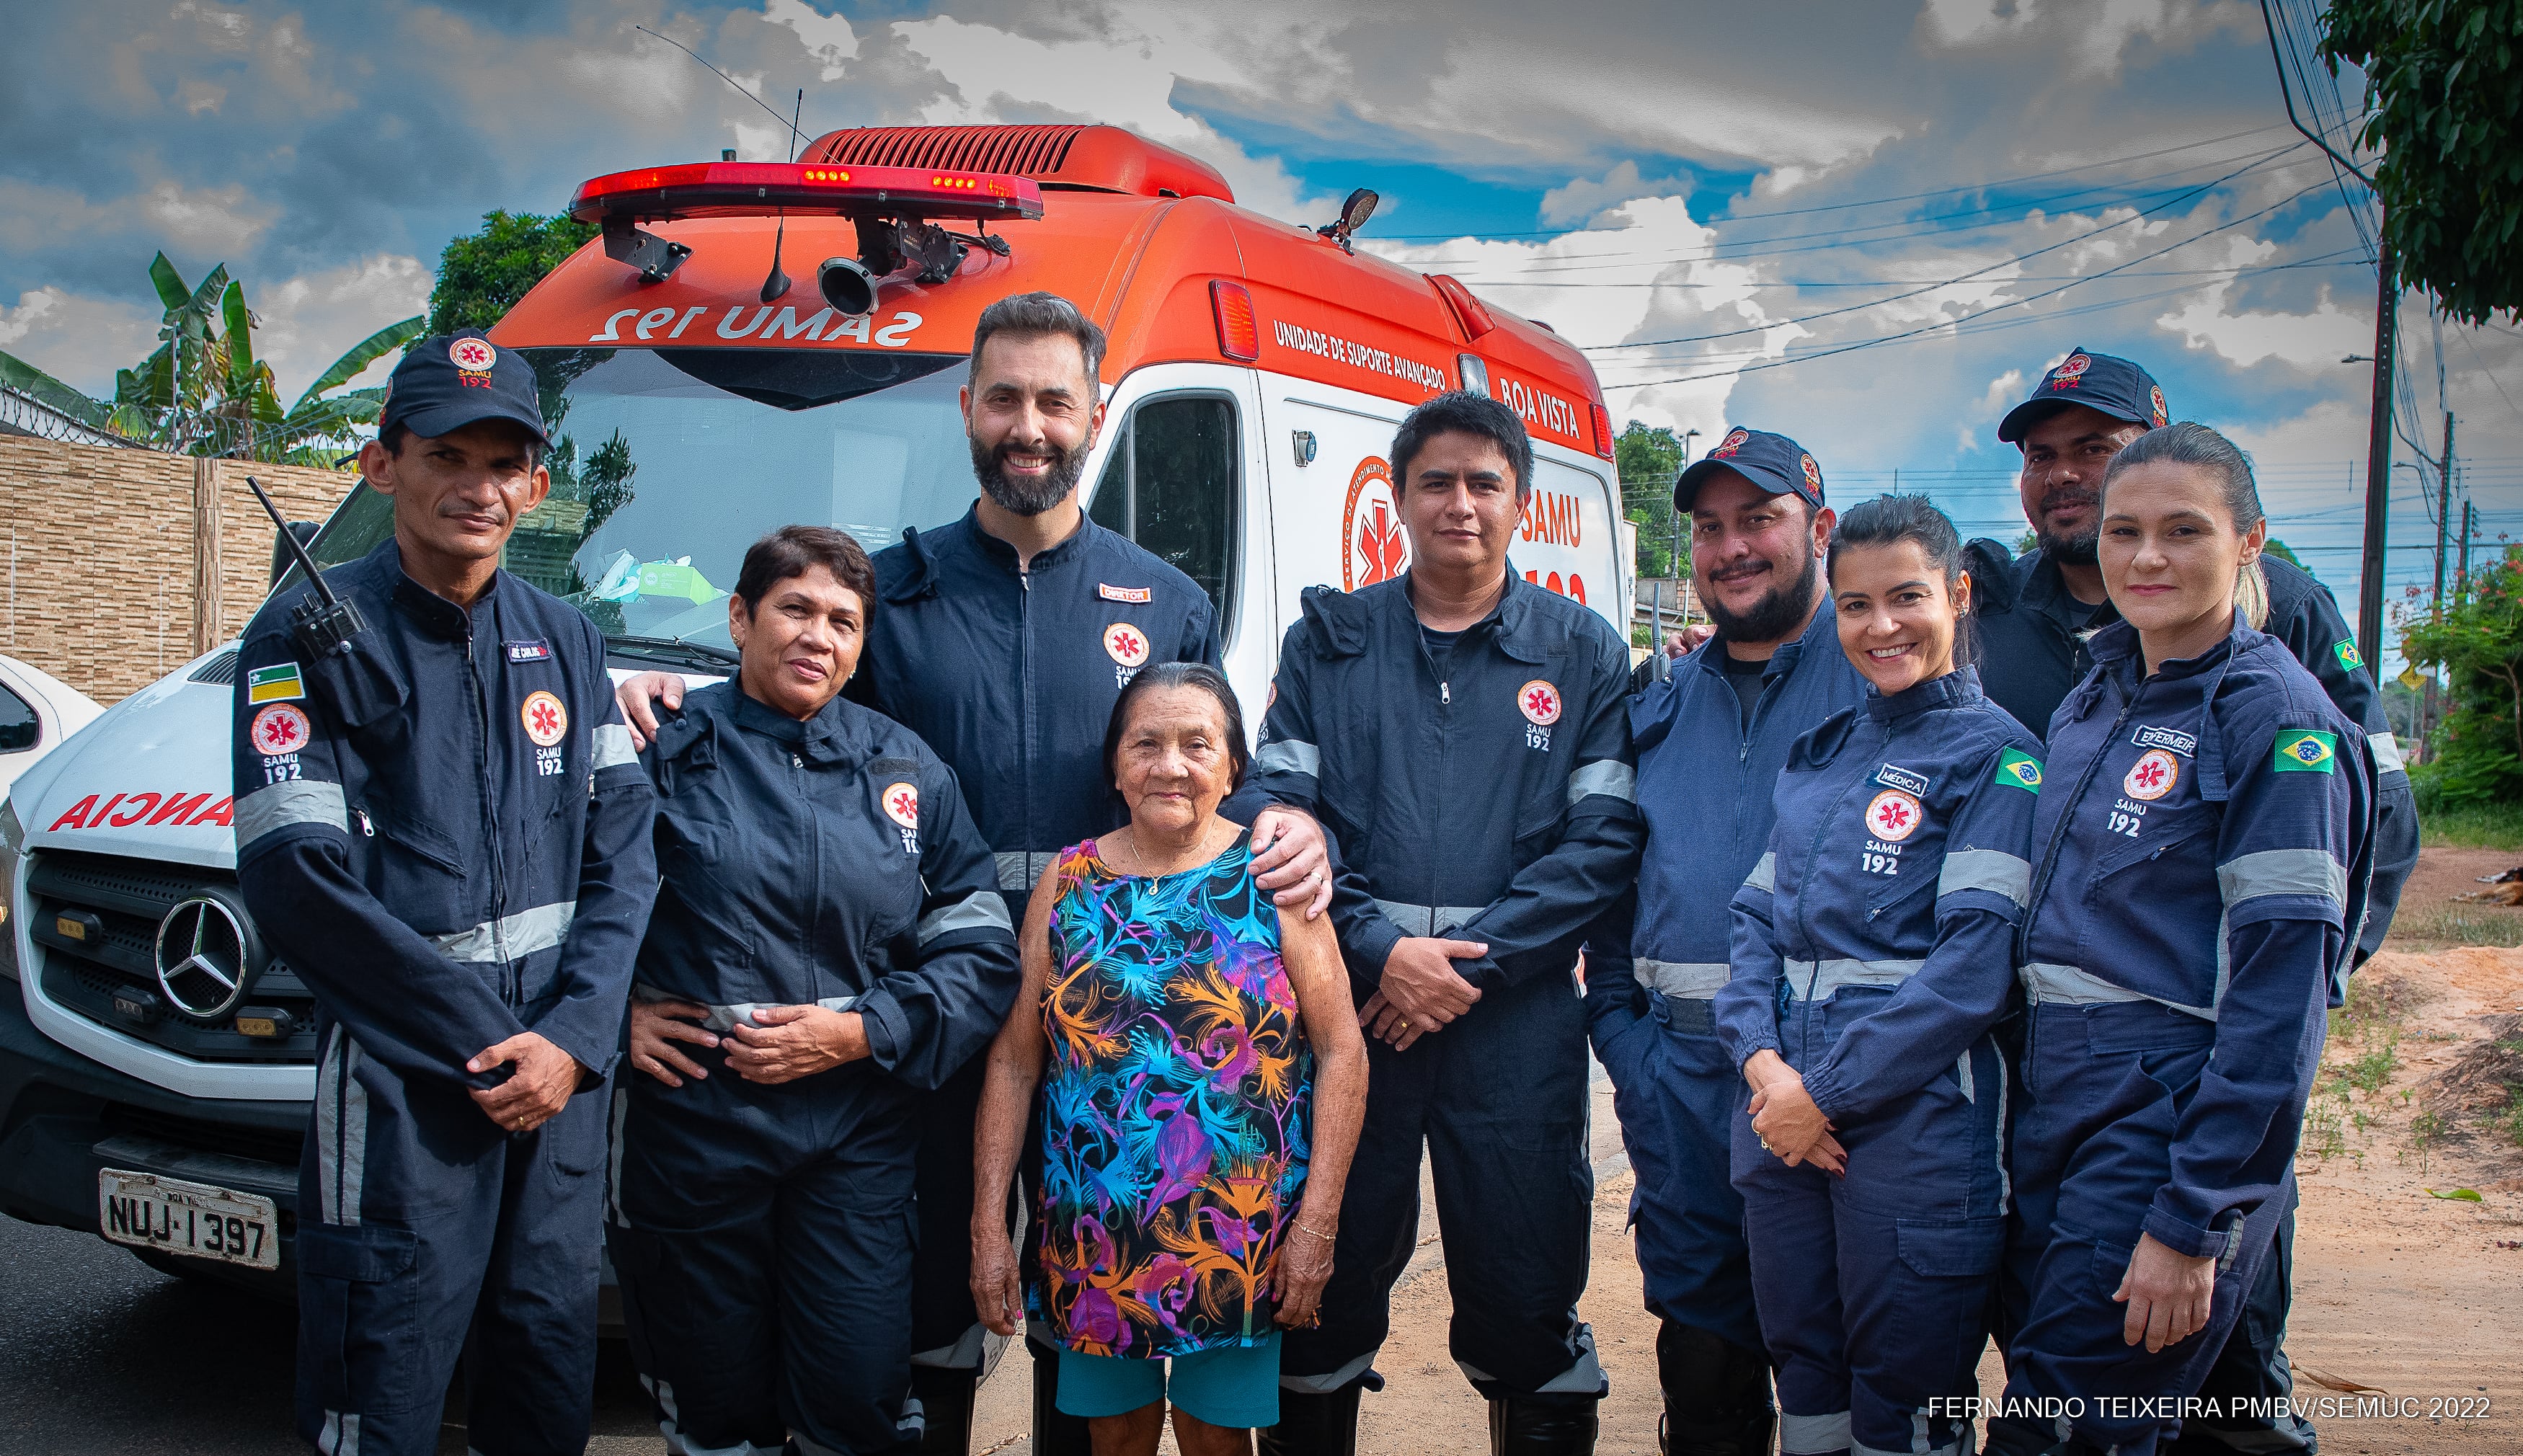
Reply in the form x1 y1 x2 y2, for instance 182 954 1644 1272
2433 412 2455 609
2354 233 2395 672
2458 498 2476 602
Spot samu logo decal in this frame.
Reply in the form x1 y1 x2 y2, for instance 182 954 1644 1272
2124 748 2179 801
1342 456 1408 592
1864 789 1923 843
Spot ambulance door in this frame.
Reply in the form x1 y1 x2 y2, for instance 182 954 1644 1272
1083 364 1275 724
1515 455 1626 636
1262 389 1411 632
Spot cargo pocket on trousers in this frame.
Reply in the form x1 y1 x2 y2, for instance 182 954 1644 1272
295 1222 422 1413
1889 1216 2007 1360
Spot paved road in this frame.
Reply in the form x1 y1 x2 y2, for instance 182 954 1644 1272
0 1213 658 1455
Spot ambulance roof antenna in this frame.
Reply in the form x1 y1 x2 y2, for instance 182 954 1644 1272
633 25 809 157
759 89 806 303
244 475 366 657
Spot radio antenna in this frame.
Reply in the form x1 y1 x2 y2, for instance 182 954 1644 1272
633 25 807 156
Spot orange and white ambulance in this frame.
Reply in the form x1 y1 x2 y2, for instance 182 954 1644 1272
0 124 1625 1288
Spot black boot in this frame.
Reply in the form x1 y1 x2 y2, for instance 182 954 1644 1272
910 1366 977 1455
1487 1395 1600 1455
1655 1320 1775 1456
1258 1378 1370 1456
1029 1340 1095 1456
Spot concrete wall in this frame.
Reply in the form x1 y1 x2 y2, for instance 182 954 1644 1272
0 437 354 703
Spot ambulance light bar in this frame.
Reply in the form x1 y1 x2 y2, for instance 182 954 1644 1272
567 161 1046 226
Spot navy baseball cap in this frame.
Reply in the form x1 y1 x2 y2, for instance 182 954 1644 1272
1675 427 1825 513
378 332 549 446
1997 345 2168 444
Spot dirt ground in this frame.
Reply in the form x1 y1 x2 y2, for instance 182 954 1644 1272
962 848 2523 1454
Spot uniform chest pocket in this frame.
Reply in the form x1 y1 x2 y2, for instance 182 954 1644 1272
2089 797 2218 882
653 822 757 969
351 802 469 932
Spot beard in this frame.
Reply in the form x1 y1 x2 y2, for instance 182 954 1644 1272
2037 520 2101 566
971 433 1091 517
2031 484 2101 564
1703 548 1822 644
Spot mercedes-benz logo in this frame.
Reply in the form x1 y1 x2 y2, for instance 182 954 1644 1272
154 897 251 1020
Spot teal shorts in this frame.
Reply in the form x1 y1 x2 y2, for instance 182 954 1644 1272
1054 1333 1281 1429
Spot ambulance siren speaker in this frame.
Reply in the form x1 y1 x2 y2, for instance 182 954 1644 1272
817 257 878 317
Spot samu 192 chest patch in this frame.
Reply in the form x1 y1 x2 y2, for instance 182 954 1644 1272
1517 679 1561 750
880 779 921 853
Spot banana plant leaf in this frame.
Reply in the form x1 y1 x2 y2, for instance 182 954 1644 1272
291 316 423 410
0 350 121 430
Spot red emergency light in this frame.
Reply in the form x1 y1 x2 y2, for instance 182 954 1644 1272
567 160 1045 226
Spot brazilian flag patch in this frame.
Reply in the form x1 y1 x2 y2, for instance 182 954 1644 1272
2333 639 2363 672
1994 747 2044 792
2274 729 2338 773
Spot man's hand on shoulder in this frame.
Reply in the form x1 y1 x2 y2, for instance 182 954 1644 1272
616 671 685 751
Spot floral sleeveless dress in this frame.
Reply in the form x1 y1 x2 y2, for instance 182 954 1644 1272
1029 830 1314 1359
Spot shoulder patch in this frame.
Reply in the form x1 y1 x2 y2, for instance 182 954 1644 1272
246 662 304 704
1994 747 2043 792
2332 639 2363 672
2274 729 2338 773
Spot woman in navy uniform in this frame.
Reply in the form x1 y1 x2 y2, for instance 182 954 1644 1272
609 526 1021 1456
1988 425 2373 1456
1714 495 2041 1456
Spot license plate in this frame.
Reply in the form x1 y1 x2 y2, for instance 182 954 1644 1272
97 1168 279 1269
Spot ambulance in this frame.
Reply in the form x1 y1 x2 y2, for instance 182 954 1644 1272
0 124 1626 1289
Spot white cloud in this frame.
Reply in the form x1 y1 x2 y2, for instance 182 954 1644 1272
2152 239 2365 370
246 253 433 401
1542 162 1694 228
0 287 161 397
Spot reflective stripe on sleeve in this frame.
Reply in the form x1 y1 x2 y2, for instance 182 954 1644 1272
994 851 1059 893
1782 956 1924 1000
1373 900 1486 938
2019 962 2216 1021
429 900 576 962
234 780 348 849
591 723 639 771
1743 851 1776 895
1937 848 2033 908
2217 848 2346 909
1639 959 1730 1000
917 889 1015 944
1566 760 1637 805
1254 739 1321 779
2369 731 2405 774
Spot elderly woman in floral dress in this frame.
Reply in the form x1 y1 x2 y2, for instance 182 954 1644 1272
972 662 1368 1456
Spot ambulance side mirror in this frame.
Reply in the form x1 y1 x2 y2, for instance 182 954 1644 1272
271 522 320 587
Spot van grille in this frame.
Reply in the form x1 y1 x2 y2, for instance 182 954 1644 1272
25 849 319 1065
815 125 1083 178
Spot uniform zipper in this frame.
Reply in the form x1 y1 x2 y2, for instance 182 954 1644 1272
1419 626 1450 918
460 616 514 1003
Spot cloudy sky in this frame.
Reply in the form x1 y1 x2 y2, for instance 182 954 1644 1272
3 0 2514 665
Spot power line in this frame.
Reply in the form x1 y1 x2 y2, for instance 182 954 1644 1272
1596 179 2336 391
1371 124 2294 240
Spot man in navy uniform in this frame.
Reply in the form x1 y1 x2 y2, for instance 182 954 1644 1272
1256 391 1643 1455
232 333 658 1456
1587 428 1864 1456
1964 348 2418 1456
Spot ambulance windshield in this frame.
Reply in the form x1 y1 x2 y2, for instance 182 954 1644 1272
298 347 979 662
